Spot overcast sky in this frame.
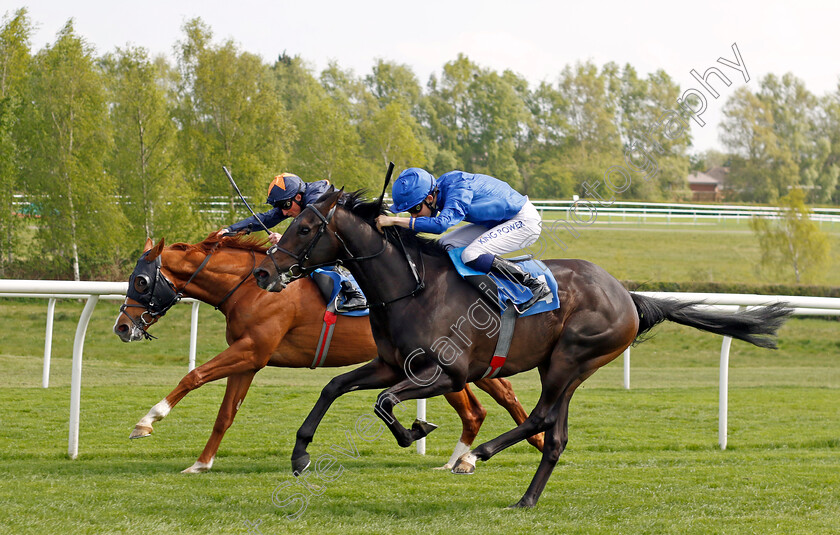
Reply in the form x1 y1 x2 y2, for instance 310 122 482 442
7 0 839 154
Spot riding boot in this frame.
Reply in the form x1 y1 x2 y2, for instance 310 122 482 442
338 280 367 311
489 256 551 311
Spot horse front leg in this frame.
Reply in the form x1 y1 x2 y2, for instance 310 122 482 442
374 363 462 448
437 386 486 470
129 339 263 439
474 377 545 452
292 358 402 474
182 370 257 474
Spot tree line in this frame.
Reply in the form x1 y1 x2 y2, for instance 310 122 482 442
1 9 839 279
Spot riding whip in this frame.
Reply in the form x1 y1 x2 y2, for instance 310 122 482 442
222 165 272 235
376 162 395 214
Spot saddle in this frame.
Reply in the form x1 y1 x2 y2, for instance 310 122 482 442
309 269 369 317
447 247 560 378
446 247 559 318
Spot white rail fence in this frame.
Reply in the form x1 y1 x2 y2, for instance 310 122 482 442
628 292 840 449
16 194 840 225
531 200 840 225
0 280 200 459
2 281 839 458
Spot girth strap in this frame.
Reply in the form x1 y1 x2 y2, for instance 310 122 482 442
482 305 518 379
312 298 339 368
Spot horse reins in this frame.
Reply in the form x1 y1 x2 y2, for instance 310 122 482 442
268 202 424 308
366 227 425 308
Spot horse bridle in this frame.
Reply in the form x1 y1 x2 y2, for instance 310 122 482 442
119 246 255 339
267 203 343 280
267 202 424 307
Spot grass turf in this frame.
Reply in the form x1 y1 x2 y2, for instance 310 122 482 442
0 297 838 534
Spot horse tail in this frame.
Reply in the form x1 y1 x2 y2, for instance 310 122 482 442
630 293 792 349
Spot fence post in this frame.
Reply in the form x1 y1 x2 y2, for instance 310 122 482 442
718 335 733 450
623 347 631 389
69 295 99 459
43 297 57 388
416 399 426 455
189 301 200 371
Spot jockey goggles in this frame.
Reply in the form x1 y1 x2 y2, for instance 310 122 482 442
406 190 437 215
273 197 298 211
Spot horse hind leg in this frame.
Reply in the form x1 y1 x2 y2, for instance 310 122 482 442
437 385 487 470
508 388 574 508
452 338 611 475
452 359 577 475
511 366 608 508
182 370 256 474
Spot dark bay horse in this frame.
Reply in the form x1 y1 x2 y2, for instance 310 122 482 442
253 190 791 508
113 235 543 473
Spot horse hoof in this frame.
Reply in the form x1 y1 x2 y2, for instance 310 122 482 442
452 451 477 474
507 498 536 509
181 460 212 474
451 461 475 475
291 454 311 475
129 426 152 439
411 419 438 438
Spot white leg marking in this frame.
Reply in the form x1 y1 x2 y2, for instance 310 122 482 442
436 440 471 470
451 450 477 475
137 399 171 428
182 457 214 474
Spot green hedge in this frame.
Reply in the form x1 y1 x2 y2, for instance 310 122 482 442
621 280 840 298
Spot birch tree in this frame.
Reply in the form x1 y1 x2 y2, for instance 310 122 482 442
175 18 293 225
103 46 198 246
0 8 32 273
23 20 124 280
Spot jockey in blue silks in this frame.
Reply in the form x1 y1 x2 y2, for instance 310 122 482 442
376 168 550 311
217 172 367 311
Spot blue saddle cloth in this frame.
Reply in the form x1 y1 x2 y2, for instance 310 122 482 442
310 268 369 317
447 247 559 317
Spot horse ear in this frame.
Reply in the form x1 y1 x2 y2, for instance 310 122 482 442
318 187 343 211
146 238 165 262
143 238 154 253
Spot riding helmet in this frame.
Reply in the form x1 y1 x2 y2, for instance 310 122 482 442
390 168 436 213
266 173 304 205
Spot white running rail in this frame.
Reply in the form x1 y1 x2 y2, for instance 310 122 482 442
0 280 200 459
3 282 839 456
626 292 840 449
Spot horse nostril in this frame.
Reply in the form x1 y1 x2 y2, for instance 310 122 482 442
253 268 267 280
116 324 128 333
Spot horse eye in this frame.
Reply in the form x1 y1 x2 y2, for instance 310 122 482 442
134 275 150 293
299 227 311 235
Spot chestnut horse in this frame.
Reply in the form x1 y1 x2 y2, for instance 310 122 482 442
253 190 791 508
113 235 543 473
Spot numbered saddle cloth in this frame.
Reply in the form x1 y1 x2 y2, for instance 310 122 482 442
447 247 559 317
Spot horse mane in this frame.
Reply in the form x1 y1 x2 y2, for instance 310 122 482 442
169 233 271 254
324 189 448 258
